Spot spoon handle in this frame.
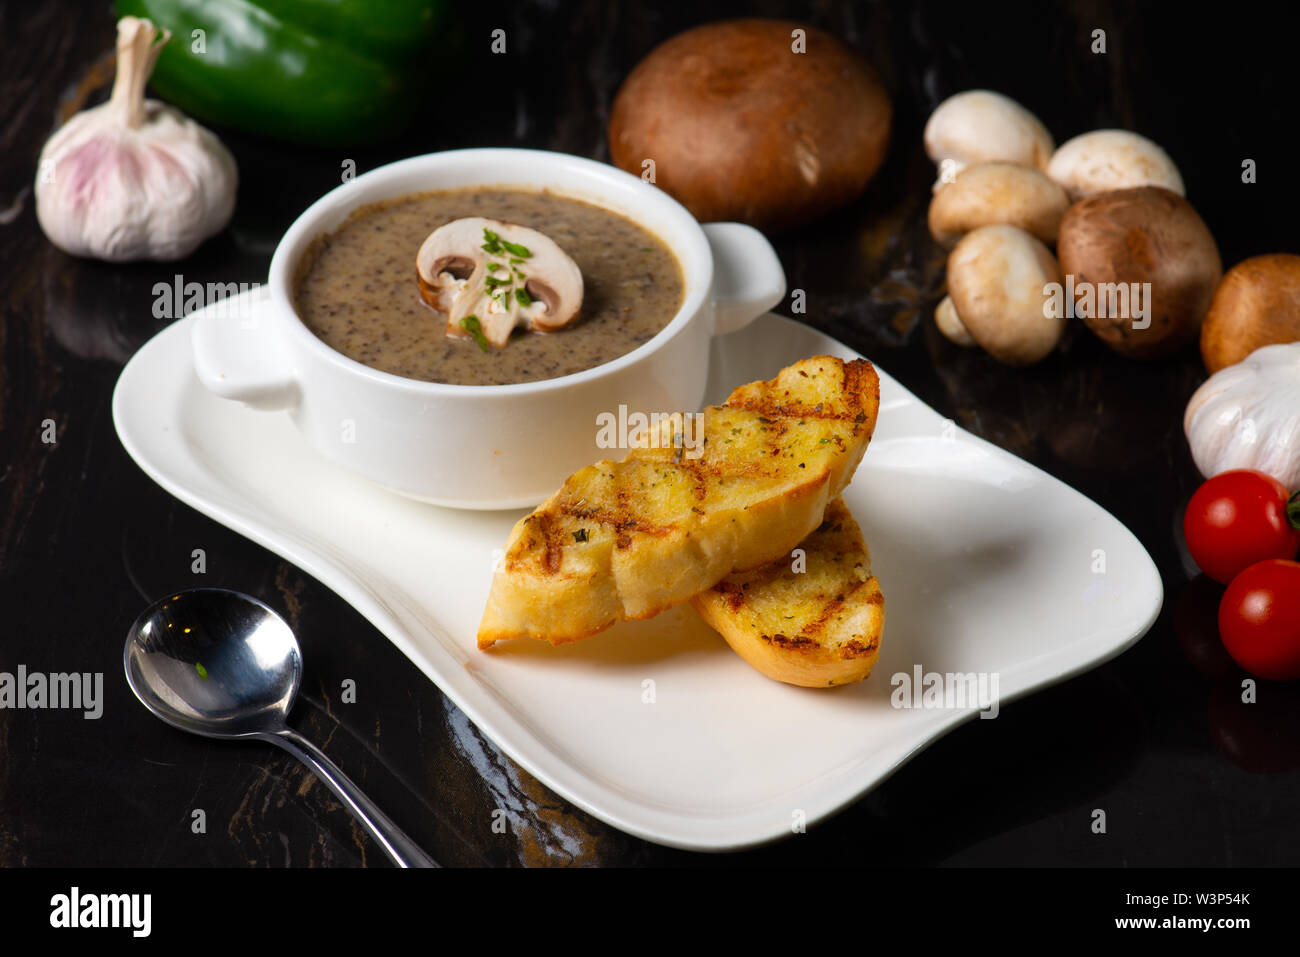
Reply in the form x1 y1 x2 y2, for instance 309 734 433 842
266 727 438 868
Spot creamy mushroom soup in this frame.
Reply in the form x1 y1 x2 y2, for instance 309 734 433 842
294 188 685 385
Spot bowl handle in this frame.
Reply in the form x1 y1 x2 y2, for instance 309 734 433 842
703 222 787 337
190 286 298 411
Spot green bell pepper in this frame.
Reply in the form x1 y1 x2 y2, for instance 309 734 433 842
115 0 451 147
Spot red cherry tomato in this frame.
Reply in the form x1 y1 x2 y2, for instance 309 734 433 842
1218 559 1300 681
1183 470 1300 584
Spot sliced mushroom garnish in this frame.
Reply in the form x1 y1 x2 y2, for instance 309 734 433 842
416 217 584 349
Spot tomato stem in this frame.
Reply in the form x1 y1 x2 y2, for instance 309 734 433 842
1289 490 1300 531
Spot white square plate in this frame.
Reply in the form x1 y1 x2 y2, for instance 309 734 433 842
113 302 1162 851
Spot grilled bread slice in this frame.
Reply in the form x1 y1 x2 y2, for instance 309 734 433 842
692 496 884 687
477 356 881 647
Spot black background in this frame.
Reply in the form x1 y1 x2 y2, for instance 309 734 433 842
1 0 1298 869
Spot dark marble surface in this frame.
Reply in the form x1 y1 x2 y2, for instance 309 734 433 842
1 0 1297 866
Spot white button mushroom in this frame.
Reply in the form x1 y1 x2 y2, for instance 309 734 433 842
928 162 1070 247
924 90 1054 188
1047 130 1185 200
940 224 1066 366
416 217 584 349
934 295 976 347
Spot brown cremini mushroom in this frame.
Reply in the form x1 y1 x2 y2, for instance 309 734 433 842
607 19 892 232
416 217 583 348
1200 254 1300 373
1056 187 1220 359
942 225 1066 366
928 162 1069 248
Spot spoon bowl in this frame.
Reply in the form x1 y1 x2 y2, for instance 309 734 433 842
125 588 300 738
124 587 435 867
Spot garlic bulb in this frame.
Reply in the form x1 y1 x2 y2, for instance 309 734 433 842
35 17 237 262
1184 342 1300 490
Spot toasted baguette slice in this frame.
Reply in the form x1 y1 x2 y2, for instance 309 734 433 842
477 356 880 647
691 497 884 687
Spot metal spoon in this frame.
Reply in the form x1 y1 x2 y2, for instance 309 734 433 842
124 587 436 868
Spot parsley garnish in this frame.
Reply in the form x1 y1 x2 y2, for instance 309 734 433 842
460 315 491 352
479 228 534 308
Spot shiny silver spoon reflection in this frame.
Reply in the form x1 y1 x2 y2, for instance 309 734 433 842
124 587 436 868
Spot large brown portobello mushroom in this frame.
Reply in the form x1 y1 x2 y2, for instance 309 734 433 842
1200 253 1300 373
608 19 891 232
1056 186 1221 359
